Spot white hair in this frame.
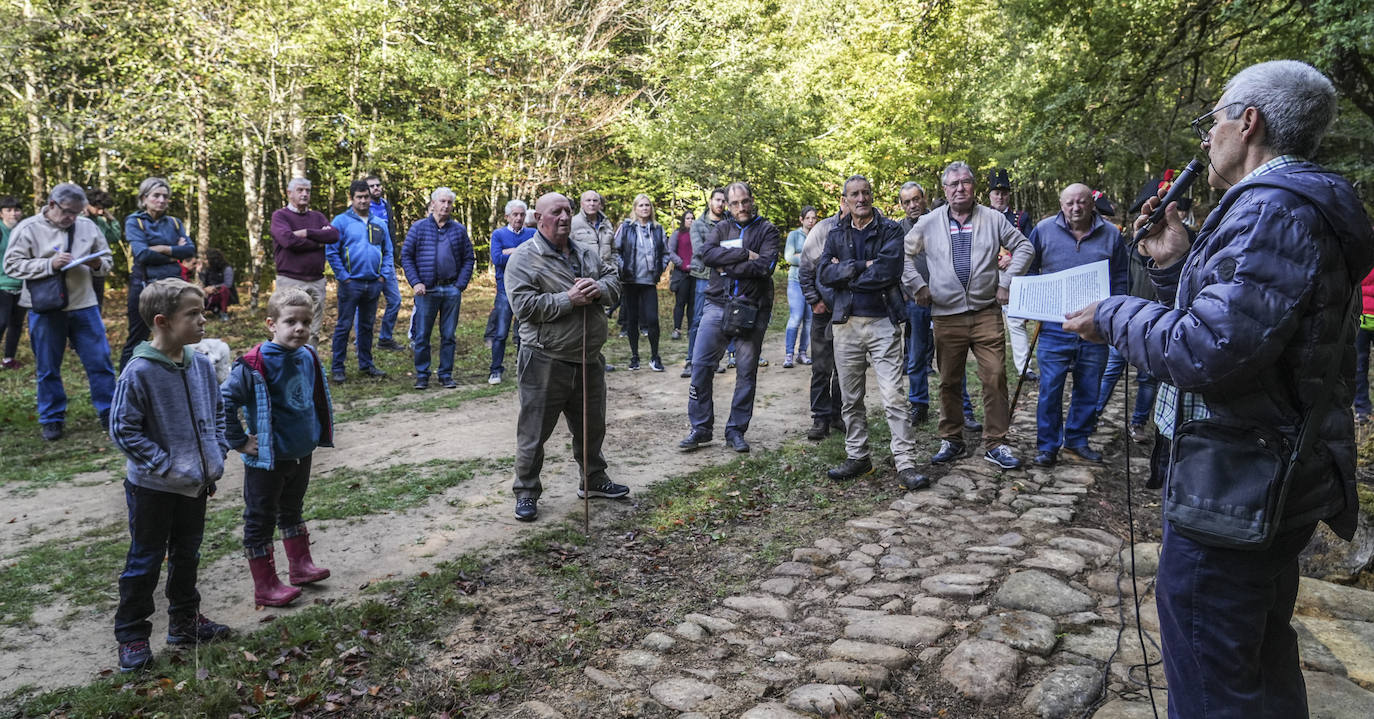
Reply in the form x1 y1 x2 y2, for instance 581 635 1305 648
900 181 926 196
1220 60 1337 158
504 199 527 215
941 162 974 185
430 187 456 203
48 182 87 208
287 177 312 192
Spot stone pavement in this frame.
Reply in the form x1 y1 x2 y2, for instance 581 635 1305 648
516 425 1374 717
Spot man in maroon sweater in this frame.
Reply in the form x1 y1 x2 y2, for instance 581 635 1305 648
270 178 340 346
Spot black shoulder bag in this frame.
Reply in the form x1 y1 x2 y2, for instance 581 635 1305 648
26 225 75 314
1163 291 1355 550
720 225 760 337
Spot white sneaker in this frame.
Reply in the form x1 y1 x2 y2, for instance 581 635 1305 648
488 371 502 385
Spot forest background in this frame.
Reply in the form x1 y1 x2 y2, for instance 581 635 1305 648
2 0 1371 305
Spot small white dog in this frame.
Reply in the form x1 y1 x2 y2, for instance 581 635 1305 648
189 338 233 383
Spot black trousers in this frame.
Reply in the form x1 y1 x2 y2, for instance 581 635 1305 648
114 481 206 643
623 283 661 362
0 289 26 359
808 311 842 422
119 279 149 373
242 454 313 556
671 272 695 331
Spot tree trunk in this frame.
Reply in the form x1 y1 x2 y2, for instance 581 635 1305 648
194 92 212 257
242 129 266 309
289 81 307 178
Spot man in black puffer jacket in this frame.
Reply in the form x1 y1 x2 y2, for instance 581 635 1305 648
1065 60 1374 718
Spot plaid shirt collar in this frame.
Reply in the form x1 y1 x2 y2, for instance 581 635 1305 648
1240 154 1302 184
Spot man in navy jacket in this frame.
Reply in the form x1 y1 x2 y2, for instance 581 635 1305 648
402 188 475 389
1065 60 1374 718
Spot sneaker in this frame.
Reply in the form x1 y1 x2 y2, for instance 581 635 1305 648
680 363 691 378
605 363 616 372
1033 451 1057 467
1065 445 1103 463
618 329 627 338
515 497 538 522
671 329 682 340
579 479 630 499
2 358 21 370
679 430 712 451
649 358 664 372
41 422 64 442
908 404 929 425
362 366 388 378
984 444 1022 469
118 639 153 672
931 439 965 464
963 415 983 432
1022 370 1039 383
1128 424 1150 443
757 357 768 367
440 377 458 389
726 434 750 453
330 371 346 385
167 614 232 645
897 468 931 490
414 377 429 390
827 457 873 481
806 419 830 441
640 329 648 337
798 352 812 365
783 354 794 368
715 363 727 374
628 357 641 371
488 371 502 385
726 353 736 369
377 339 404 351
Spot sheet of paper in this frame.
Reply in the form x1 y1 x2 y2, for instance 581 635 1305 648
62 248 112 270
1006 260 1110 323
720 238 743 249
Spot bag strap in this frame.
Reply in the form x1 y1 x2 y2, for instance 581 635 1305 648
1284 288 1359 466
65 224 75 253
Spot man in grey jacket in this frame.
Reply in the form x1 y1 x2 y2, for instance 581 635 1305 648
683 188 727 376
903 162 1033 469
505 192 626 522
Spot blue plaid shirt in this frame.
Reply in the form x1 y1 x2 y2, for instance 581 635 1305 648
1153 155 1303 438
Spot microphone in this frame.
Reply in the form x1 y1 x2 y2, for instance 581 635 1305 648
1132 158 1204 244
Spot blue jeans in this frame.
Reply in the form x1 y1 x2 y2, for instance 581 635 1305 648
413 285 462 380
489 290 518 374
906 300 974 414
1157 520 1315 718
332 278 382 372
1034 324 1107 454
114 480 206 643
30 304 116 425
1355 327 1374 415
685 277 710 367
688 302 765 438
1096 347 1158 426
374 272 401 344
784 278 811 356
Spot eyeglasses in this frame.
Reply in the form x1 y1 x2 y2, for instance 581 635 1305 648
942 179 973 189
1191 102 1243 142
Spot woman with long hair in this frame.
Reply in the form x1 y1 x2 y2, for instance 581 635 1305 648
783 206 817 368
667 209 696 340
613 194 668 371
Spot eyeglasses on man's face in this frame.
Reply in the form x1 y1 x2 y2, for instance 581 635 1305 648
1191 101 1244 142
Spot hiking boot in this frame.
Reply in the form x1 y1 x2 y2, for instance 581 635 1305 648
931 440 965 464
414 377 429 390
649 358 665 372
827 456 874 481
798 352 811 365
41 422 63 442
166 614 232 645
118 639 153 672
377 339 404 351
963 415 983 432
806 419 830 441
678 430 712 451
984 444 1022 470
726 434 751 453
440 376 458 389
247 551 301 607
515 497 538 521
283 532 331 585
330 371 346 385
909 404 929 425
579 479 630 499
783 354 794 368
1033 451 1057 467
680 362 691 378
362 366 387 378
897 468 931 490
1065 445 1103 463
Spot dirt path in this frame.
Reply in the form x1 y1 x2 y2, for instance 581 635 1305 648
0 333 819 696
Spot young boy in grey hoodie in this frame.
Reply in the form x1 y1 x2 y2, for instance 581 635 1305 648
108 278 231 672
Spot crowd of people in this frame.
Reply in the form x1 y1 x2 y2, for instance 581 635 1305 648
2 60 1372 719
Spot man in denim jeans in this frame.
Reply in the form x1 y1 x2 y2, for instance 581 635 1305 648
487 199 535 384
1066 60 1374 718
402 188 475 389
327 180 393 382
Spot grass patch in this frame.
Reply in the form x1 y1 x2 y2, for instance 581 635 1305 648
0 458 500 626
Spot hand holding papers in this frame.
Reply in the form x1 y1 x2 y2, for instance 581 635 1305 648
1007 260 1110 323
62 248 112 271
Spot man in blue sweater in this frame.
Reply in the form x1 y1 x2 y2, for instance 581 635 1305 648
487 199 535 384
402 188 475 389
327 180 393 383
1028 183 1128 466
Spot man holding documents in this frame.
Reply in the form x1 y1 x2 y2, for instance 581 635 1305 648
1026 184 1128 466
1 183 116 441
903 162 1033 469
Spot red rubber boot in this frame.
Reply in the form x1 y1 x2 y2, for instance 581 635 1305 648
283 533 331 586
248 551 301 607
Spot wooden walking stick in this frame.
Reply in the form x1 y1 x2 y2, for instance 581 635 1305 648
581 303 590 537
1008 321 1042 423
